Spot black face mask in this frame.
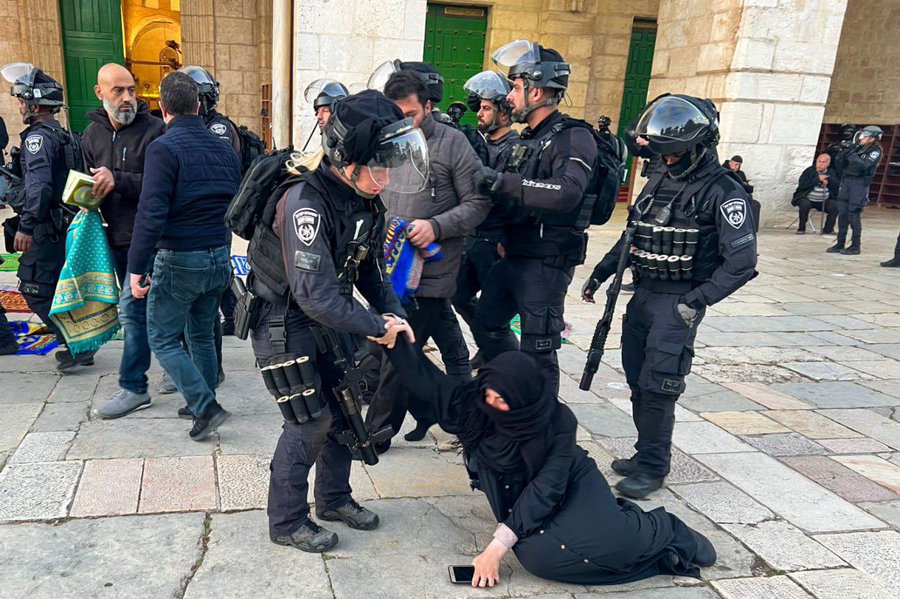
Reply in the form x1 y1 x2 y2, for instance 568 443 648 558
665 150 694 178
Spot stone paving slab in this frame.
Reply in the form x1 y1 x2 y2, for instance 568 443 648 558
819 437 891 454
67 418 214 459
721 382 813 410
217 411 283 456
742 433 828 457
679 390 766 413
0 403 43 452
671 422 754 454
49 372 101 403
782 361 869 381
817 409 900 450
841 327 900 345
365 448 472 498
774 382 900 408
595 437 718 484
721 520 846 571
0 461 82 521
693 362 803 385
28 401 89 432
0 512 203 599
789 568 900 599
858 378 900 398
568 403 637 438
183 510 332 599
831 455 900 493
782 456 897 503
841 360 900 380
696 452 885 532
139 456 217 513
869 343 900 360
805 345 889 361
815 531 900 590
9 431 74 464
575 589 719 599
765 410 863 439
70 458 143 517
858 499 900 528
712 575 818 599
813 315 882 330
216 454 270 512
700 411 789 435
0 373 58 403
669 482 774 524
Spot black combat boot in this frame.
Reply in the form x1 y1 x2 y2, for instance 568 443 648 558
610 457 638 476
881 257 900 267
826 243 844 253
271 521 339 553
691 530 717 567
840 246 860 255
189 403 230 441
316 499 380 531
56 349 96 371
616 472 665 499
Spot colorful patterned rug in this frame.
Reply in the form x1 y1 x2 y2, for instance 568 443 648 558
7 321 58 355
0 253 19 272
0 287 30 313
510 315 573 345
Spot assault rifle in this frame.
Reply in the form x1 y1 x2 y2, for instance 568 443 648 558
579 222 636 391
313 327 393 466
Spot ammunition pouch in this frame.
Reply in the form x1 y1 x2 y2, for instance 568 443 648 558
260 352 327 424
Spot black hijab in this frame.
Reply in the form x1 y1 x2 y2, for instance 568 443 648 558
458 352 569 478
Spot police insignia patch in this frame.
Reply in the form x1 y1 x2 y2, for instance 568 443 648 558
25 135 43 155
869 150 881 160
293 208 320 246
720 198 746 229
210 123 227 136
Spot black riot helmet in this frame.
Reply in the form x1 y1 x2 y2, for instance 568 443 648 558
2 62 64 122
634 94 720 180
463 70 512 114
368 59 445 103
179 66 219 114
839 123 857 140
322 90 430 196
304 78 349 110
492 40 570 91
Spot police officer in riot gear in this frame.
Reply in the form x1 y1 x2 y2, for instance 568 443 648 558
825 123 857 182
471 40 598 394
257 91 422 552
180 66 241 154
1 62 94 369
451 71 518 361
582 94 758 499
827 125 883 255
368 59 451 124
305 79 349 132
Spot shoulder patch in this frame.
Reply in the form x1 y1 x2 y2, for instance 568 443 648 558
730 233 755 250
294 250 322 272
869 150 881 160
293 208 321 246
24 135 43 155
210 123 227 136
720 197 747 229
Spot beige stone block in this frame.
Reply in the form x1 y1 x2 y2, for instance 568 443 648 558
800 75 832 104
139 456 217 514
70 458 143 517
710 9 740 43
697 42 733 73
229 44 257 70
723 382 813 410
768 103 824 145
296 0 353 35
701 411 791 436
216 0 244 18
567 35 594 60
718 101 763 144
296 33 319 70
732 37 775 71
773 41 839 76
353 0 405 40
726 71 803 103
832 455 900 493
216 69 244 95
767 411 862 440
216 17 254 45
651 50 670 77
214 44 231 70
404 0 427 38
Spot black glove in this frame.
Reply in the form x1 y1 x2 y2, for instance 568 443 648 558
676 302 700 328
475 166 501 194
581 269 609 303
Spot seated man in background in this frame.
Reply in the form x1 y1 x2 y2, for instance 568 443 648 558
792 153 838 235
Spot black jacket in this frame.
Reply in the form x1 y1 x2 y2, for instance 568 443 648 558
128 115 242 275
15 119 69 236
792 165 838 206
81 102 166 248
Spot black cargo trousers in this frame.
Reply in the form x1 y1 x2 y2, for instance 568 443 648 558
621 286 704 478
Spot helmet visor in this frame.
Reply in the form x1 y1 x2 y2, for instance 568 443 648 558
463 71 510 101
367 60 401 92
179 65 216 86
491 40 540 69
1 62 36 85
853 130 874 144
635 96 711 147
368 121 429 194
304 79 349 104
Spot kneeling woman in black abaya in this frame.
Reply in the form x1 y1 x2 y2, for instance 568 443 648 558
382 340 716 588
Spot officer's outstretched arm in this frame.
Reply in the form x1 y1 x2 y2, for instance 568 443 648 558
497 128 597 214
281 197 387 338
682 191 758 309
18 132 55 235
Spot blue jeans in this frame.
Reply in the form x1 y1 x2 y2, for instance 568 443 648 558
146 247 231 419
112 247 152 394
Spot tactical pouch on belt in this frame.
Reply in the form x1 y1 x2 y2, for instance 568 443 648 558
260 352 325 424
231 275 262 340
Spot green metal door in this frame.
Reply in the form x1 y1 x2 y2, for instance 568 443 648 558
617 26 657 183
59 0 125 133
423 3 487 127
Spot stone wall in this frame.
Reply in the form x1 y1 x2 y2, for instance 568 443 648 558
293 0 427 145
824 0 900 124
182 0 272 133
648 0 849 225
0 0 65 141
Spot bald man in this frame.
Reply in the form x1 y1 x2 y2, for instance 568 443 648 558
83 63 167 418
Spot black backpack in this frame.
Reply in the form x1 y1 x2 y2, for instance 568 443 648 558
235 125 266 174
225 147 300 241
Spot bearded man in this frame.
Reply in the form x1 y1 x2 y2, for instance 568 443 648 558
83 63 168 419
